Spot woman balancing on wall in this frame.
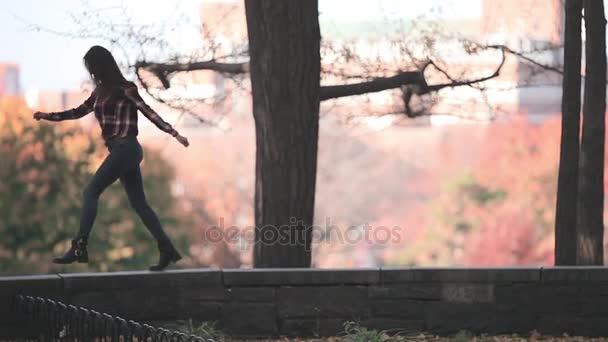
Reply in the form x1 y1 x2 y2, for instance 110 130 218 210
33 45 189 271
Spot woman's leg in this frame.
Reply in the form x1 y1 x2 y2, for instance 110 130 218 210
120 165 171 243
76 147 130 240
120 142 181 270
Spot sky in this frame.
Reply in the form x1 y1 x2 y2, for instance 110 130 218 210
0 0 482 91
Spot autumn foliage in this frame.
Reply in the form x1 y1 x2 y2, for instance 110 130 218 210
4 90 608 270
383 115 608 266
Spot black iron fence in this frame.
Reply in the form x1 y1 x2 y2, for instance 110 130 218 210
8 295 214 342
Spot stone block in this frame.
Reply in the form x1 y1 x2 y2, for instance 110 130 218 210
538 286 580 314
370 299 425 319
425 302 495 335
223 268 379 286
279 318 346 337
495 312 537 334
580 297 608 316
228 287 275 302
381 267 540 283
221 303 277 336
441 283 494 304
581 285 608 296
542 267 608 284
369 284 442 300
277 286 369 319
494 283 539 312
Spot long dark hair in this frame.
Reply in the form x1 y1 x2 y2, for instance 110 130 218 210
83 46 126 88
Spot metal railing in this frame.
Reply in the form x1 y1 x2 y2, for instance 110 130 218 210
9 295 214 342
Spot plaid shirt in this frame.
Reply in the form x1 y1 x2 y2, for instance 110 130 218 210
47 82 177 141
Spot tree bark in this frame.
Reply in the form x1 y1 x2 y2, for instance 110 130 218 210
245 0 321 267
555 0 582 265
577 0 606 265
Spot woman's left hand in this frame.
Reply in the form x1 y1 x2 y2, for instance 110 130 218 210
33 111 48 121
176 134 189 147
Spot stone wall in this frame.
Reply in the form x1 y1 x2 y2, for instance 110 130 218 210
2 267 608 337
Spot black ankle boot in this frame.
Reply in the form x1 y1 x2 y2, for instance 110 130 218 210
149 240 182 271
53 238 88 264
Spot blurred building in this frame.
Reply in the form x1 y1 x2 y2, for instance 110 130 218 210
26 89 89 113
136 0 250 130
320 0 565 124
25 88 99 130
174 0 566 127
481 0 563 46
480 0 563 121
200 0 247 42
198 0 247 100
0 63 21 96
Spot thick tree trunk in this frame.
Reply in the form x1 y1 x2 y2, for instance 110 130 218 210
577 0 606 265
244 0 321 267
555 0 582 265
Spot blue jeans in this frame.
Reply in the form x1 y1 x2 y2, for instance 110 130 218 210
77 136 171 243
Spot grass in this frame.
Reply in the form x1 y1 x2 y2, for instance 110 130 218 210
341 321 419 342
159 319 222 340
163 320 608 342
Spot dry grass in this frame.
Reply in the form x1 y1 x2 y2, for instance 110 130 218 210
164 320 607 342
224 332 608 342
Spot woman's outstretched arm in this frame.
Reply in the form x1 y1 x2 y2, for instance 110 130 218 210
124 82 189 147
34 91 96 121
124 83 177 135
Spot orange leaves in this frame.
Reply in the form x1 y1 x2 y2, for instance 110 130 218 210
427 115 563 266
0 95 29 125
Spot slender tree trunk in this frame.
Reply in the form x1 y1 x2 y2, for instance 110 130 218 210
555 0 582 265
245 0 321 267
577 0 606 265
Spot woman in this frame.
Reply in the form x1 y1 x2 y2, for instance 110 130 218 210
34 45 189 271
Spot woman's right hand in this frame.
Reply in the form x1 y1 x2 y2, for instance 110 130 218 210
176 134 190 147
33 112 48 121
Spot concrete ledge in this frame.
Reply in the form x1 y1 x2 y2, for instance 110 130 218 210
3 267 608 338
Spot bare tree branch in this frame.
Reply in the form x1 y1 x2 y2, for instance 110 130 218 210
487 43 564 74
319 46 508 103
421 47 507 94
135 67 208 124
135 60 250 89
319 71 427 101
